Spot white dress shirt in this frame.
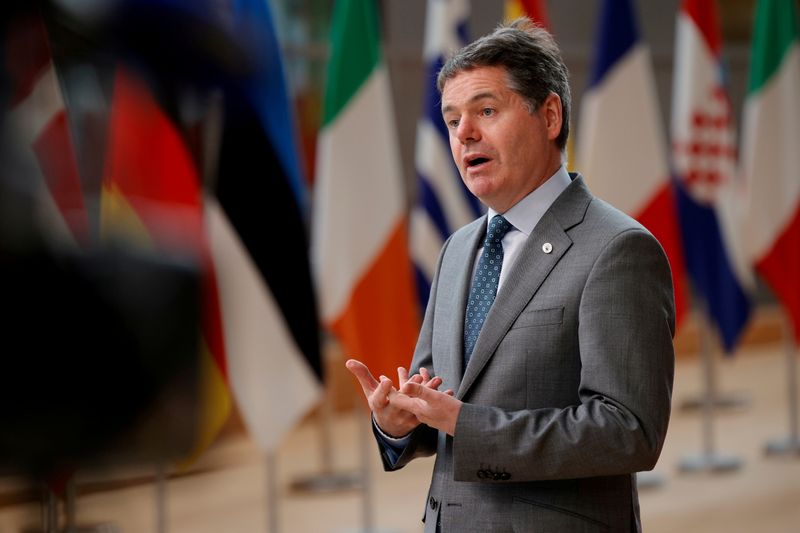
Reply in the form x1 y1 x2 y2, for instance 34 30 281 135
480 165 572 290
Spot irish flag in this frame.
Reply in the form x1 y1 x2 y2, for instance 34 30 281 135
742 0 800 342
312 0 419 380
578 0 688 326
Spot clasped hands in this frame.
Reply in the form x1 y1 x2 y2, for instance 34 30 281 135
346 359 462 437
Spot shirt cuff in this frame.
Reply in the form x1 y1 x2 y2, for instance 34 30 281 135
372 415 412 465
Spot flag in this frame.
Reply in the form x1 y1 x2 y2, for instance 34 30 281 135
207 0 323 451
578 0 688 327
5 12 88 246
505 0 550 29
312 0 419 380
742 0 800 342
100 68 231 462
411 0 480 309
671 0 752 352
503 1 577 172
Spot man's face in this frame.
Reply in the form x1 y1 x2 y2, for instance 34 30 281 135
441 65 562 213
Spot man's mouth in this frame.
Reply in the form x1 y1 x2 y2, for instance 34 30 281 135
465 155 491 168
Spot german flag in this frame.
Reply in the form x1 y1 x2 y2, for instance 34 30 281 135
100 67 231 465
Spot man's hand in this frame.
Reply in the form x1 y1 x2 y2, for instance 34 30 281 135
346 359 445 437
394 381 463 437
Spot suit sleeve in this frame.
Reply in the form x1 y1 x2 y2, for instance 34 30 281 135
374 235 453 471
452 228 675 482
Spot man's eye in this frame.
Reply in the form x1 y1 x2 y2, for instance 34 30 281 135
481 108 494 117
447 119 459 128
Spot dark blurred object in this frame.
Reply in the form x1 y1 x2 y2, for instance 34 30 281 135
0 243 200 478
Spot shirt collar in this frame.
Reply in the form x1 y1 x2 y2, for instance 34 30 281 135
487 165 572 237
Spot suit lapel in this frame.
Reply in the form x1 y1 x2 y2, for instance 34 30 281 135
457 176 592 399
437 217 485 391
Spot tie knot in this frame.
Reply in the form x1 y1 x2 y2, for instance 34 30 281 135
485 215 512 246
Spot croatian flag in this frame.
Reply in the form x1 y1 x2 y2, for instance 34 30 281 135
578 0 688 327
411 0 482 308
672 0 752 352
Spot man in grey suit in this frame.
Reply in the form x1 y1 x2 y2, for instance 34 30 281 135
347 18 674 532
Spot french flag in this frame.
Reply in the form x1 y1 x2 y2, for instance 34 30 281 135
671 0 752 352
579 0 688 327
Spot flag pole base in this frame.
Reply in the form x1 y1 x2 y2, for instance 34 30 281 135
22 525 121 533
288 471 364 494
678 452 742 473
337 529 400 533
763 436 800 457
679 392 750 412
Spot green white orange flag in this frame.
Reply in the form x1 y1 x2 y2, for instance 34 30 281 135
312 0 419 380
742 0 800 342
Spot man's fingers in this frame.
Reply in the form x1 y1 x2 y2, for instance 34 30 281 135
402 380 434 400
419 367 430 382
370 377 393 409
345 359 379 396
407 374 424 385
397 367 409 387
427 376 443 390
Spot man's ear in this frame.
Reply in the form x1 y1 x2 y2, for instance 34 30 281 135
541 92 563 142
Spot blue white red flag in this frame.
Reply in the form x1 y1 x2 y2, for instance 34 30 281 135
579 0 689 328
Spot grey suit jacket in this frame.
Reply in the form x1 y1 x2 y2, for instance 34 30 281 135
376 175 675 532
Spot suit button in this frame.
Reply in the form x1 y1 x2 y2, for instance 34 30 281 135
501 472 511 480
429 496 438 510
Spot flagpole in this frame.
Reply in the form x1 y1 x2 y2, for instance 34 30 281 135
358 404 376 533
678 304 742 473
265 452 279 533
678 334 750 414
353 398 400 533
763 314 800 456
155 462 167 533
42 484 58 533
65 476 76 532
288 347 363 495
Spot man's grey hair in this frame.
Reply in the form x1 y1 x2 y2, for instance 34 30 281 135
437 18 571 151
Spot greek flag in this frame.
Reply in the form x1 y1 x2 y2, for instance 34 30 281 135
411 0 481 308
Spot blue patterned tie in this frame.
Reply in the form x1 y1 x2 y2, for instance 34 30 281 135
464 214 513 366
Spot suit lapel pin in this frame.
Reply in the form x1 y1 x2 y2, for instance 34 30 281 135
542 242 553 254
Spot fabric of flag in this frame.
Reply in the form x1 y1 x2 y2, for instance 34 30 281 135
312 0 419 381
742 0 800 342
207 0 322 451
227 0 307 210
502 0 576 171
100 68 231 463
578 0 688 327
505 0 550 29
411 0 480 309
672 0 752 352
5 13 88 246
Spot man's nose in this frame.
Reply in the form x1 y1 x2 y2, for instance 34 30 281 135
456 116 480 144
